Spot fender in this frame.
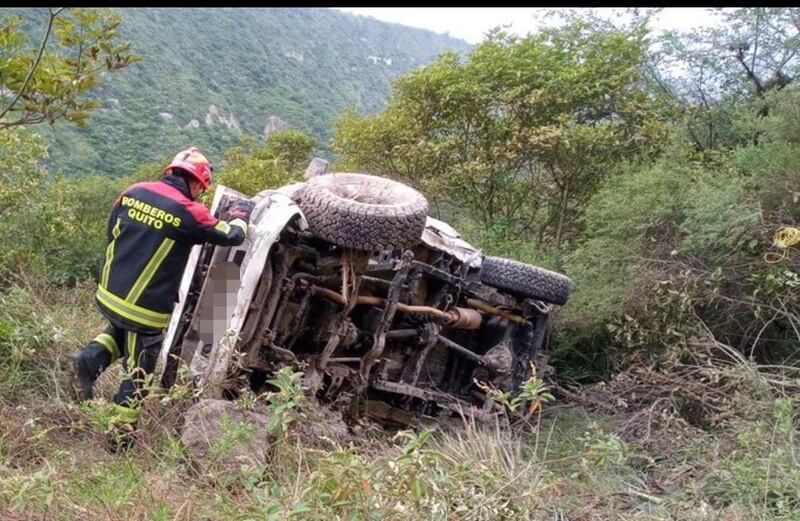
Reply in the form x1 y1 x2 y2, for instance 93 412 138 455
421 216 483 269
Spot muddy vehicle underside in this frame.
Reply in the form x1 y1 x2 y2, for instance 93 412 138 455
158 172 571 426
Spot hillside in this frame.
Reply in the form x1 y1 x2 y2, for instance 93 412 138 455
10 8 471 176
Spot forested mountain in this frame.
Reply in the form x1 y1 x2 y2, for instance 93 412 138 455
8 8 470 176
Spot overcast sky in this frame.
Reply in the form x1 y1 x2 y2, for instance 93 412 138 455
333 8 726 44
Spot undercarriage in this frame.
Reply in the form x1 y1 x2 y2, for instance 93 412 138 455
159 174 570 426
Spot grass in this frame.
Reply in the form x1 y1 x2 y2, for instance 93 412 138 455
0 279 798 520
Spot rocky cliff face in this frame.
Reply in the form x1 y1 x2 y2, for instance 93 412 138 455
263 115 291 138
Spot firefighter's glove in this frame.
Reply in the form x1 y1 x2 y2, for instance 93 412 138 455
229 199 255 222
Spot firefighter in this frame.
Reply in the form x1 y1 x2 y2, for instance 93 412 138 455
67 147 254 448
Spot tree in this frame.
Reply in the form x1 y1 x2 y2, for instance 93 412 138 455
334 19 663 254
647 8 800 150
215 131 316 196
0 8 139 129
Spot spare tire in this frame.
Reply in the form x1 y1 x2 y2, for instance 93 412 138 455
480 256 572 305
299 173 428 251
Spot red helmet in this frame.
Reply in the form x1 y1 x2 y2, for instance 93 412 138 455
163 147 213 190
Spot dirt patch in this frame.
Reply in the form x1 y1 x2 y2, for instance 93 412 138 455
180 399 273 478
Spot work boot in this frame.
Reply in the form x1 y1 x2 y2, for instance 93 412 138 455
105 403 140 453
67 343 111 402
106 422 137 453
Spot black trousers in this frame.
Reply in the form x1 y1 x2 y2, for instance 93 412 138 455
89 324 163 407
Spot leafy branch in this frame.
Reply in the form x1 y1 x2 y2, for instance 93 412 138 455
0 8 140 130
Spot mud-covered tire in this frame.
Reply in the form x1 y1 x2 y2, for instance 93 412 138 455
480 256 571 305
299 173 428 251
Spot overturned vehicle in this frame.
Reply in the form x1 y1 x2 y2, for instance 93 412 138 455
157 170 571 425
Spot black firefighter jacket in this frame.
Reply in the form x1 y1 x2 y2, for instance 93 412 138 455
95 174 247 333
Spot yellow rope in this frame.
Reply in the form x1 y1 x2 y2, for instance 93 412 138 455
765 226 800 264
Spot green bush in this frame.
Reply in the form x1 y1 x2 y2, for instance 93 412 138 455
565 144 697 326
562 87 800 369
0 127 162 285
214 131 315 197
